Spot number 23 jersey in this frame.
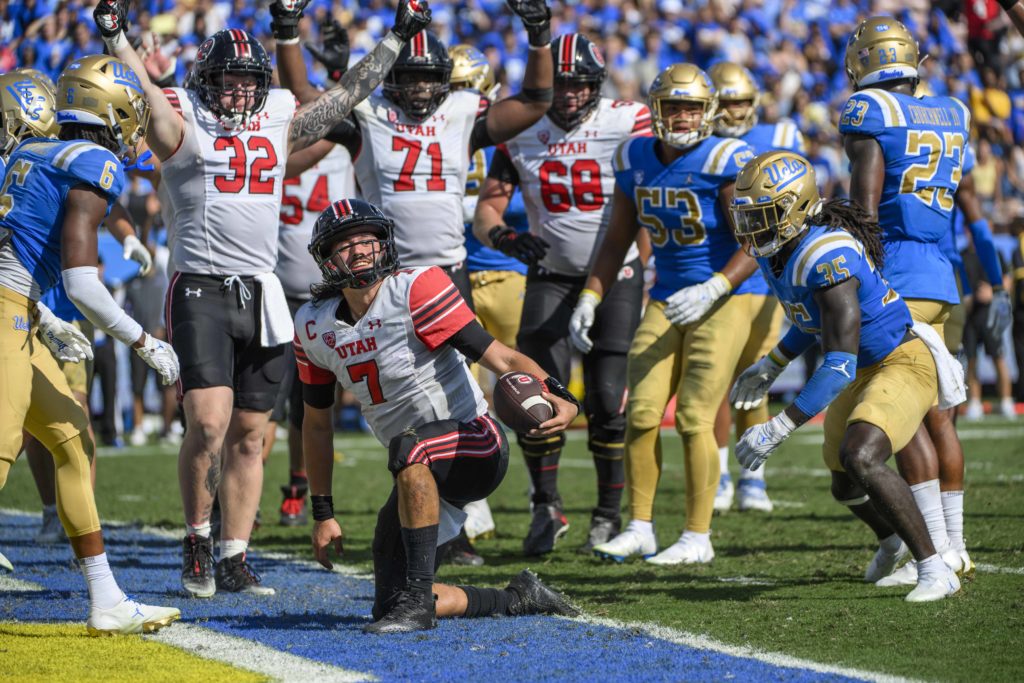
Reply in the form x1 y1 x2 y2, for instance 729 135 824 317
293 266 488 446
160 87 296 276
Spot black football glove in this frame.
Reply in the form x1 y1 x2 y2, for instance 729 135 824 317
305 17 350 83
94 0 129 39
506 0 551 47
270 0 311 43
489 225 549 266
392 0 432 41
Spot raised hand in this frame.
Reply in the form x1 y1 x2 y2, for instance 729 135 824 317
392 0 432 41
93 0 129 39
270 0 312 43
306 17 350 83
506 0 551 46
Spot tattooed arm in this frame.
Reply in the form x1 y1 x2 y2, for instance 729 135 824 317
285 0 431 153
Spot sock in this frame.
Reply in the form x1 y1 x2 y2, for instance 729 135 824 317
401 524 439 596
520 434 564 505
916 553 946 579
880 533 904 553
80 553 126 610
289 470 308 488
220 538 248 561
187 521 211 539
590 441 625 517
941 490 965 550
718 447 729 477
459 585 511 618
909 479 949 552
680 530 711 545
740 464 765 481
626 519 654 537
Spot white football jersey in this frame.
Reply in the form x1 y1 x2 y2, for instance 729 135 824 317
294 266 488 446
351 90 485 268
276 146 357 300
161 87 296 275
500 98 651 276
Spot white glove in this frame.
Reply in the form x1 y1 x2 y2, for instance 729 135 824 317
735 412 797 471
136 333 179 385
663 273 731 325
122 234 153 276
730 353 787 410
35 302 93 363
569 289 600 353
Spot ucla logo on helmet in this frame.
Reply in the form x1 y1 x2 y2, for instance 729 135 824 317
763 156 806 187
875 24 890 32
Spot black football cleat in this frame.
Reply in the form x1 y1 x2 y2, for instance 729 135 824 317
506 569 580 617
439 529 485 566
577 512 621 554
215 552 276 595
523 501 569 556
363 590 437 634
181 534 216 598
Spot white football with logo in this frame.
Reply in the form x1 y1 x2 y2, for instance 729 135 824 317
494 372 553 433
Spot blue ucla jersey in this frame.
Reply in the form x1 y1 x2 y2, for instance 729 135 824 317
735 120 806 295
464 146 530 274
41 280 85 322
1 138 125 293
758 225 912 366
839 89 971 304
613 135 753 302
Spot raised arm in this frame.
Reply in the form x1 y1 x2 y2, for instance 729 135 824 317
93 0 184 160
271 0 324 104
479 0 554 146
286 0 432 153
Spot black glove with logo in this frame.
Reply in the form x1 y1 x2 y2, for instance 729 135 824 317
392 0 432 41
270 0 311 43
488 225 550 266
306 17 350 83
94 0 129 40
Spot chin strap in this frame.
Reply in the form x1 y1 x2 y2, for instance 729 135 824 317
106 103 128 159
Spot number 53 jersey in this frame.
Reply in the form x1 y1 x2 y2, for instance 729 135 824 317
613 134 753 302
160 87 296 276
293 266 488 446
838 89 971 304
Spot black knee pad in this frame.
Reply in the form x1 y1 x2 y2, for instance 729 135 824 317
587 424 625 460
518 432 565 458
387 428 421 475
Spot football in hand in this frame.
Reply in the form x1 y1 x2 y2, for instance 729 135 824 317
494 372 553 432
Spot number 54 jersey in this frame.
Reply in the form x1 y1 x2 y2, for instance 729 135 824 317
293 266 488 446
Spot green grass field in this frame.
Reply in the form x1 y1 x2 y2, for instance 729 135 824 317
3 417 1022 681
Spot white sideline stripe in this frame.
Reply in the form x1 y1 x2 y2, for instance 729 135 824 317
976 563 1024 575
146 622 376 683
0 575 45 592
565 615 925 683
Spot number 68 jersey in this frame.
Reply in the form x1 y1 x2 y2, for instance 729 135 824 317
160 87 296 276
293 266 489 446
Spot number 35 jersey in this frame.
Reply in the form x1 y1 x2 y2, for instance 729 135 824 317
160 87 296 276
838 89 971 304
293 266 488 446
757 225 912 366
613 134 753 302
497 98 652 276
0 138 125 298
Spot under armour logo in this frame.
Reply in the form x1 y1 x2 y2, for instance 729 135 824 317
367 319 382 330
185 288 202 298
826 360 852 379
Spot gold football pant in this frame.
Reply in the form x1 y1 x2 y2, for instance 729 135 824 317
732 294 784 434
0 287 99 537
822 338 938 472
469 270 526 348
625 297 748 533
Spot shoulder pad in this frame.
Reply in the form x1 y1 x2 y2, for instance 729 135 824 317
701 138 754 177
56 142 125 199
839 90 901 135
792 230 865 289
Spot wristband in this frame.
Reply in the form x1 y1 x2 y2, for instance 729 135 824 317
311 495 335 521
766 347 789 368
103 31 129 52
711 272 733 294
543 376 580 410
580 288 602 304
521 87 554 103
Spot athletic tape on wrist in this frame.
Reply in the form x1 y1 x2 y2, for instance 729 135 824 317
103 31 129 52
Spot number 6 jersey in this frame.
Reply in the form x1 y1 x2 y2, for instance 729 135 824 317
160 87 296 276
293 266 488 446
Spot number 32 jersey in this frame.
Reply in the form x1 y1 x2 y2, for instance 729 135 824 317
293 266 488 446
496 98 651 276
160 88 296 276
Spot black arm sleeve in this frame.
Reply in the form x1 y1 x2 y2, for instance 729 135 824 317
469 114 495 154
325 115 363 158
446 318 495 363
302 380 336 409
486 144 520 185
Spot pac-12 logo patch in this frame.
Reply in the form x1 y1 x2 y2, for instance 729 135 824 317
322 331 336 348
537 130 550 144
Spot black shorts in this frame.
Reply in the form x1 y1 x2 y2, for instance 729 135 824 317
166 273 287 411
270 296 309 427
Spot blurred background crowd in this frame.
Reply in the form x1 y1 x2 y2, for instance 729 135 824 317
2 0 1022 444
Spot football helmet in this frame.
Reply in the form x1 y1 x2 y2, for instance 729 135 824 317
56 55 150 160
549 33 606 130
0 71 58 158
648 64 717 149
708 61 760 137
844 16 919 89
309 198 400 289
448 44 499 101
732 150 821 257
13 67 56 93
192 29 273 128
384 31 452 121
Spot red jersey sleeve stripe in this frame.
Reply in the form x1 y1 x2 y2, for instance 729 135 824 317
415 295 466 334
163 89 182 114
411 285 460 326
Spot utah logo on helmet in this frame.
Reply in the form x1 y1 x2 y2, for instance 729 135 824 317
844 16 920 89
731 150 822 257
548 33 606 130
191 28 273 129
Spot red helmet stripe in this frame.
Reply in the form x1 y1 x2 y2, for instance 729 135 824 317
560 35 576 74
413 31 425 57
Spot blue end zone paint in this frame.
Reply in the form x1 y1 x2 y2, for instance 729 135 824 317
0 513 865 682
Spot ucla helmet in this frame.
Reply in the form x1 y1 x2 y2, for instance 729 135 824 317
0 70 58 158
844 16 919 89
648 64 718 149
708 61 760 137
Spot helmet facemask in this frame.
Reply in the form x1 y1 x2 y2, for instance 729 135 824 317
651 97 716 150
549 74 603 129
715 96 759 137
384 67 451 121
198 70 271 129
310 201 401 291
731 152 822 258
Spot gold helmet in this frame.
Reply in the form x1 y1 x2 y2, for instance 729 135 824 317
731 150 822 257
0 70 58 158
844 16 919 90
448 44 499 101
13 67 57 93
56 55 151 160
648 63 717 149
708 61 760 137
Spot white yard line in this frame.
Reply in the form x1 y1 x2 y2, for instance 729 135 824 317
0 575 45 592
146 622 376 683
976 563 1024 576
